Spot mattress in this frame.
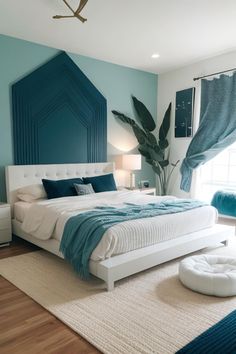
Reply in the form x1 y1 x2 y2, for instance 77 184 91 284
19 190 217 261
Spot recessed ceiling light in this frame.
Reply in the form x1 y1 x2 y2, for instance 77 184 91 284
151 53 160 59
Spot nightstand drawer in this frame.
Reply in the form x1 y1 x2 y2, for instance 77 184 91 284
0 228 12 244
0 207 10 220
0 218 11 230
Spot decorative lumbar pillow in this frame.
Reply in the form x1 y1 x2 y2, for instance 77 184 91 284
17 184 47 202
42 178 84 199
83 173 117 193
74 183 95 196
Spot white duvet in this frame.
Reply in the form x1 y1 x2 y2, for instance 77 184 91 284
21 190 217 261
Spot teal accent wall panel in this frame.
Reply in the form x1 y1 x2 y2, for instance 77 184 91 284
0 34 157 201
12 52 107 164
38 105 88 164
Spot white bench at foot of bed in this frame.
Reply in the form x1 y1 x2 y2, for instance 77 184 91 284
89 224 234 291
12 220 234 291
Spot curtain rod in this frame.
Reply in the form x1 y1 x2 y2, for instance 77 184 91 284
193 67 236 81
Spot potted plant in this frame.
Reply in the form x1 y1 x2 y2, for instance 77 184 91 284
112 96 179 195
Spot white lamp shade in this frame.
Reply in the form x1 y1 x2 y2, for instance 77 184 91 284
122 154 141 171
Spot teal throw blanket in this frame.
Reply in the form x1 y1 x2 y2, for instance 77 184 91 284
60 199 206 279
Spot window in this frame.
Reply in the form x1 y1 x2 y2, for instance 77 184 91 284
195 141 236 202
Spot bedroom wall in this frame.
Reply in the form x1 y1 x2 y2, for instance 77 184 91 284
158 50 236 198
0 34 157 202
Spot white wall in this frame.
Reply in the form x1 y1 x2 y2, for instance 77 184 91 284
158 50 236 198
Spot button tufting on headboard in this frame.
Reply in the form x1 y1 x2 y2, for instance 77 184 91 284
5 163 115 207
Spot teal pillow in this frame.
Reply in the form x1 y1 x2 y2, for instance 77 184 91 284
83 173 117 193
42 178 84 199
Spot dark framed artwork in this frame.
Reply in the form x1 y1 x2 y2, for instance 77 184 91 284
175 87 195 138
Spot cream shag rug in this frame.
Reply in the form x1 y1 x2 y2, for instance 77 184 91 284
1 241 236 354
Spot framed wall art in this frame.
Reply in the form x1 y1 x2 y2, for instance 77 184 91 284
175 87 195 138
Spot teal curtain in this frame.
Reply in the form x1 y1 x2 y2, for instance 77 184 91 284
180 73 236 192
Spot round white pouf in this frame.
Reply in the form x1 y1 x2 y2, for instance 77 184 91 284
179 255 236 297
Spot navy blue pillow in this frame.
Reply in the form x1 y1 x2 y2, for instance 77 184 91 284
83 173 117 193
42 178 84 199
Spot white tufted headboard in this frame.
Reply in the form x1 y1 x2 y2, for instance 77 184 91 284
5 162 115 206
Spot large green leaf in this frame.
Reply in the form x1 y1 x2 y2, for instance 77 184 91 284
139 143 163 162
112 101 173 190
132 126 147 145
152 164 162 175
154 144 164 159
149 147 163 162
132 96 156 132
112 110 136 126
146 131 157 146
159 139 169 149
112 110 147 144
159 160 169 168
159 103 171 142
138 146 151 159
145 158 155 167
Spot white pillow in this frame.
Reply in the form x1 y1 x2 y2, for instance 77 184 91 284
17 184 46 202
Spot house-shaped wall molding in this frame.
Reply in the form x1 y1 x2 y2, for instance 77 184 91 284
12 52 107 164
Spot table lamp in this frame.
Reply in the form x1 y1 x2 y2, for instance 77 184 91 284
121 154 141 189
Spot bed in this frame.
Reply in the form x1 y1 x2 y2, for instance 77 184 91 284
5 163 235 291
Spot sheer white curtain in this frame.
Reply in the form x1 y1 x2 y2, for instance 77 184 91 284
195 141 236 202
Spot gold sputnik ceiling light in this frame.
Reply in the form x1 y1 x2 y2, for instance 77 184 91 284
53 0 88 23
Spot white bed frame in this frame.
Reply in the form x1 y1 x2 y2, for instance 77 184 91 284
5 163 235 291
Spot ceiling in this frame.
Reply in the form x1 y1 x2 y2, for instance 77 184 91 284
1 0 236 74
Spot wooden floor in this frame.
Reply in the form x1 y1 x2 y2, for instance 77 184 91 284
1 219 235 354
0 237 100 354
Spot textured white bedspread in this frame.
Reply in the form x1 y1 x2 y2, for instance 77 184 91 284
21 190 217 261
14 201 31 222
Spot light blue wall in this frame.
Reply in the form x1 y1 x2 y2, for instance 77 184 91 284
0 34 157 201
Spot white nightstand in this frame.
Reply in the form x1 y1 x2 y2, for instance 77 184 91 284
0 203 12 247
135 188 156 196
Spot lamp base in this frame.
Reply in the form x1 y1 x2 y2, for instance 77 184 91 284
129 172 135 189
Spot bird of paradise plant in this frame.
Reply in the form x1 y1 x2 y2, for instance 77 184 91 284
112 97 179 195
